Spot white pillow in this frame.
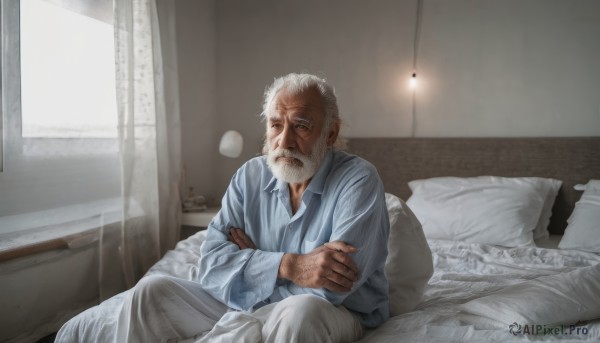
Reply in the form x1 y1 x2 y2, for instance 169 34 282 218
559 180 600 253
384 193 433 316
406 176 561 247
460 263 600 326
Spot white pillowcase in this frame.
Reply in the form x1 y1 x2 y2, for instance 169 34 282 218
406 176 561 247
559 180 600 253
384 193 433 316
460 263 600 326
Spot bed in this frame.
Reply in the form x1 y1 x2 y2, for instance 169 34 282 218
57 137 600 342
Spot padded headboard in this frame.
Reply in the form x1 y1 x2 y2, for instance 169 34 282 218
348 137 600 235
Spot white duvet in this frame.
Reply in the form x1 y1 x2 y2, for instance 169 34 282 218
360 239 600 342
57 233 600 342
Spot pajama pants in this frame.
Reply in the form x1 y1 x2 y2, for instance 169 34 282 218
115 275 365 343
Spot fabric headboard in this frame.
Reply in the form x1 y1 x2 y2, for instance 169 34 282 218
348 137 600 235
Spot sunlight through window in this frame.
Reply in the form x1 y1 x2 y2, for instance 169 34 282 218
20 0 117 138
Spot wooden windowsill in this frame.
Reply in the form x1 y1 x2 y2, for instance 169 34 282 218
0 227 100 262
0 198 123 263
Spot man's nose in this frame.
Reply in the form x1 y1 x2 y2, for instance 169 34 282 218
279 126 296 149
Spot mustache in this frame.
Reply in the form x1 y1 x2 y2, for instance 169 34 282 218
272 148 306 159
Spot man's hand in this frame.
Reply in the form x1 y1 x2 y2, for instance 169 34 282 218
228 228 256 250
278 241 359 292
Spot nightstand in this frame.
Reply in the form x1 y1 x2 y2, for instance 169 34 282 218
181 206 220 227
180 206 220 239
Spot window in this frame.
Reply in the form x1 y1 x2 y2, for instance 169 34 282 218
20 0 117 140
0 0 120 230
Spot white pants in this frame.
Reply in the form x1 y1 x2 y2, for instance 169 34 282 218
116 275 364 343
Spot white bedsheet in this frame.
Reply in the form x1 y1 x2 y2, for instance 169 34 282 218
57 232 600 342
359 239 600 342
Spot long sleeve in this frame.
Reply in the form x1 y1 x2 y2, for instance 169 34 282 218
197 164 284 311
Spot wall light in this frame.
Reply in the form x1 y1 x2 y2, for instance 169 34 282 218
409 73 418 90
219 130 244 158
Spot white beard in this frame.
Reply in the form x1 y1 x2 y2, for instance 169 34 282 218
266 137 328 184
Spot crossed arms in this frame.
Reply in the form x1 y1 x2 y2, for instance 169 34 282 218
229 228 358 293
197 158 390 326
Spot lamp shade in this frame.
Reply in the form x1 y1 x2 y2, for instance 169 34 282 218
219 130 244 158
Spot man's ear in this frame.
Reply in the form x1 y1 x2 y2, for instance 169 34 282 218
326 121 341 147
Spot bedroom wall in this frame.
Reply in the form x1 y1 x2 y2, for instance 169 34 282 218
176 0 600 200
418 0 600 137
175 0 222 201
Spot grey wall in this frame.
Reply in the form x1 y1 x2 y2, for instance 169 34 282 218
418 0 600 137
175 0 600 200
175 0 221 201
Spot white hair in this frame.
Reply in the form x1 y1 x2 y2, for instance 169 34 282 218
261 73 341 132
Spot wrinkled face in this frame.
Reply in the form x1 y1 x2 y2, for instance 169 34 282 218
264 87 337 184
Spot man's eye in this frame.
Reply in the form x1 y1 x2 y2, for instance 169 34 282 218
295 124 309 131
271 123 282 129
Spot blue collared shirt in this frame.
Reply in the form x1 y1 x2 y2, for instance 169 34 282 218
198 150 390 327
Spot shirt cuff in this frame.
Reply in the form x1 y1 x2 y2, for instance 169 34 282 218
245 250 285 304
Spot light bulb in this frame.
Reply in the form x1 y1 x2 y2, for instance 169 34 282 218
409 73 417 90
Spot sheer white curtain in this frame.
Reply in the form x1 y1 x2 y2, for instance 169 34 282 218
0 0 180 340
101 0 182 298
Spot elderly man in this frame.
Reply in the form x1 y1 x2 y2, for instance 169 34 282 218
118 73 390 342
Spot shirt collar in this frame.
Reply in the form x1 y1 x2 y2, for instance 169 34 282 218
305 150 333 195
263 150 334 195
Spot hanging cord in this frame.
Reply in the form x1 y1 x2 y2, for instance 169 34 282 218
411 0 424 137
412 0 423 71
